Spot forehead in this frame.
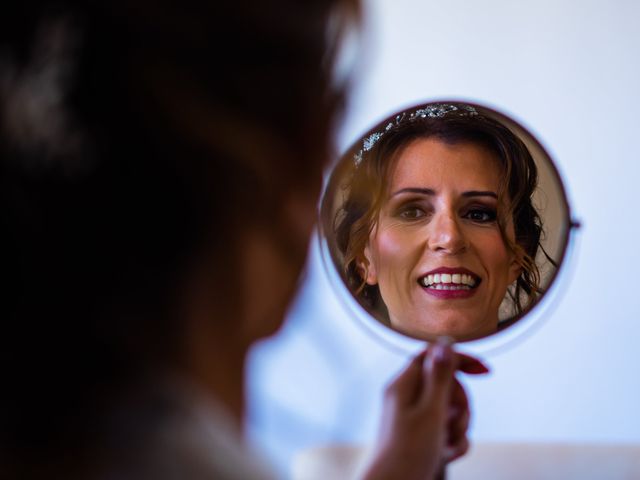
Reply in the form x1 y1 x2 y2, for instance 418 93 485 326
389 137 502 192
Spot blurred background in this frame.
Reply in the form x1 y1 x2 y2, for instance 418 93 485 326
246 0 640 477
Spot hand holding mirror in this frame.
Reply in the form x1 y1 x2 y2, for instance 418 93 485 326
319 101 577 345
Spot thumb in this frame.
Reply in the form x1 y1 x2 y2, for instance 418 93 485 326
420 336 456 411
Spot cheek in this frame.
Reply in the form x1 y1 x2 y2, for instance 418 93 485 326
477 231 514 281
372 228 421 276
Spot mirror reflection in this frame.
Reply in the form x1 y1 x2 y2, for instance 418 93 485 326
320 101 572 342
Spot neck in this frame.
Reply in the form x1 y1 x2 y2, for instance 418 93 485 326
177 264 252 427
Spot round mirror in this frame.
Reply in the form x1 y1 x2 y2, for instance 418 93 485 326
319 100 578 345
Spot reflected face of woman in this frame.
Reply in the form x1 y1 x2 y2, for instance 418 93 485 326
363 138 521 341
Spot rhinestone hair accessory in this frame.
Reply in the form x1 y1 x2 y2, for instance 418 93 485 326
353 103 479 166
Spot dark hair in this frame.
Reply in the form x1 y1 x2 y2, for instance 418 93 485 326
334 103 544 322
0 0 359 476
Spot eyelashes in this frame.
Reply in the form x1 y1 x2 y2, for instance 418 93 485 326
463 207 497 223
393 203 498 224
397 205 427 220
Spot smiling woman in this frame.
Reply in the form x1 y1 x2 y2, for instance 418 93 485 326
324 102 552 342
364 138 523 340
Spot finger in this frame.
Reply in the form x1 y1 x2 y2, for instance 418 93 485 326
447 379 470 446
448 404 470 447
384 349 427 408
444 381 471 464
419 337 456 411
444 435 470 463
455 352 490 375
449 377 469 415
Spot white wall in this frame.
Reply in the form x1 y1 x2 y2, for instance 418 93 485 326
247 0 640 477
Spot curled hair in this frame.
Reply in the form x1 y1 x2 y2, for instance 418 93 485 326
334 103 546 322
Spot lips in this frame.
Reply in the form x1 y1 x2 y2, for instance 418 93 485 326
418 267 480 299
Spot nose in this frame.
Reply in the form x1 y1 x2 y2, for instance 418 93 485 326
427 211 468 254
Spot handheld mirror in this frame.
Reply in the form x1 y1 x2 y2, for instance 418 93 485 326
319 100 579 352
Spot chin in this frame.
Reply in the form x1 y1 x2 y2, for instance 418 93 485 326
394 314 499 342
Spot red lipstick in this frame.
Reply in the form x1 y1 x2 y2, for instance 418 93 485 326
418 267 480 300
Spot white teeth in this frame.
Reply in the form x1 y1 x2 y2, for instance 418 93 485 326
434 284 470 291
420 272 478 288
463 275 477 287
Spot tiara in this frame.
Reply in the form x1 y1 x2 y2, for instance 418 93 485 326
353 103 479 166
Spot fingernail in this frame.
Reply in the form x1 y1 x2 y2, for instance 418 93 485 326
468 362 490 374
434 336 454 364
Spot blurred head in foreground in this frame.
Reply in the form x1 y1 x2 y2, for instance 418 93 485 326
0 0 358 477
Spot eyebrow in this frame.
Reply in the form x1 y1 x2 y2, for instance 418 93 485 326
391 187 498 199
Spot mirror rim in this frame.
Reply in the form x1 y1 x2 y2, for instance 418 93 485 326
318 98 579 351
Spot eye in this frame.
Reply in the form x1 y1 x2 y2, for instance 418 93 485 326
397 206 426 220
464 207 497 223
